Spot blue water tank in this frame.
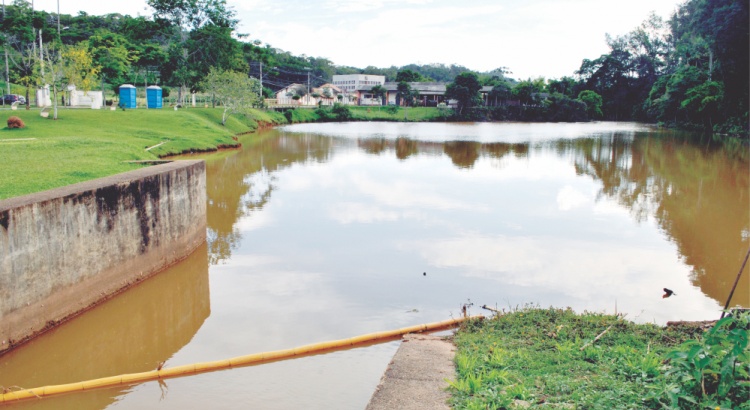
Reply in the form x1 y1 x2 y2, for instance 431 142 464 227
147 86 163 109
119 84 136 108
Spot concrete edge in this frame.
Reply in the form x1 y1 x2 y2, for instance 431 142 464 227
366 333 456 410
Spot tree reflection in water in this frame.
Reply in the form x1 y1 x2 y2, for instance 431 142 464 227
186 126 748 307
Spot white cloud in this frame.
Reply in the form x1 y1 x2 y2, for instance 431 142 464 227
31 0 682 79
557 185 590 211
328 202 409 224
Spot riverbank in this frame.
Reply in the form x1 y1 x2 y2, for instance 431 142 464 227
449 307 749 409
0 105 448 200
0 108 278 199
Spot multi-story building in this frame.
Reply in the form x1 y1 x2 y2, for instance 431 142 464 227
331 74 385 92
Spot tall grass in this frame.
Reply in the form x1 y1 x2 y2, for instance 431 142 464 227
450 307 749 409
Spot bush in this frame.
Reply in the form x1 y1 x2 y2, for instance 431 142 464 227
331 103 352 120
646 312 750 409
7 116 25 129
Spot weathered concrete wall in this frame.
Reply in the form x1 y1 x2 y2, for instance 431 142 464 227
0 160 206 353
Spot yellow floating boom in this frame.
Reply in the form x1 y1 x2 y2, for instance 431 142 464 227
1 315 482 404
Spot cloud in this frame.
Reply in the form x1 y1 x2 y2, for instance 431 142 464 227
557 185 590 211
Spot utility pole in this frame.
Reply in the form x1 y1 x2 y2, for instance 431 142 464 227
306 68 311 97
38 29 43 76
259 61 263 101
57 0 60 37
3 0 8 96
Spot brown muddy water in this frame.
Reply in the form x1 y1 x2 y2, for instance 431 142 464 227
1 122 748 409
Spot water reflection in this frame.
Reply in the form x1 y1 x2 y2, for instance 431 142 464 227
202 135 335 265
109 121 747 410
205 122 748 312
0 244 210 410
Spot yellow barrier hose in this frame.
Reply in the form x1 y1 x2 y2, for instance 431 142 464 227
1 315 482 403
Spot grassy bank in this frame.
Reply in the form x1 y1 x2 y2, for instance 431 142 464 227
349 106 449 122
450 307 749 409
0 107 286 199
0 104 447 200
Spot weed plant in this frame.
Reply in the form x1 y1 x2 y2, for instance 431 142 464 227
450 307 749 409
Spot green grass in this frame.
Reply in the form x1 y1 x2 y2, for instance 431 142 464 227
349 106 450 121
450 307 749 409
0 107 285 199
0 104 448 200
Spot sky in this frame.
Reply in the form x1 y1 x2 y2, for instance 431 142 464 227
32 0 682 80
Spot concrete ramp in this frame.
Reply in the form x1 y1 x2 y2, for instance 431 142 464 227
366 334 456 410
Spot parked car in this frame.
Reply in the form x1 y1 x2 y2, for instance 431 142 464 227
2 94 26 105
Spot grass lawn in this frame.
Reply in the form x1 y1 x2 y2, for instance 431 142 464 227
349 106 449 121
0 107 285 200
451 307 749 409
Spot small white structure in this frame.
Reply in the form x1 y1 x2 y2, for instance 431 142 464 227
67 85 103 109
275 83 316 106
36 85 52 107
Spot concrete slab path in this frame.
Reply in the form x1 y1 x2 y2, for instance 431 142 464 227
366 334 456 410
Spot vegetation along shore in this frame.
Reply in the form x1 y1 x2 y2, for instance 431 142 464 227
450 307 749 410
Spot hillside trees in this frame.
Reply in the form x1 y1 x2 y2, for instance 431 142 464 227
147 0 237 103
1 0 49 107
646 0 748 134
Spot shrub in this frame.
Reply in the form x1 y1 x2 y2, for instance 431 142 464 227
331 103 352 120
7 116 25 129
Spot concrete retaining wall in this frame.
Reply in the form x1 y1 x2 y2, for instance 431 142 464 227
0 160 206 353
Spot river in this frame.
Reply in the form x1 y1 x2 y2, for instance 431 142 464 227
1 121 747 409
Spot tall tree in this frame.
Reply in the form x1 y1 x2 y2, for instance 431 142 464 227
445 71 482 115
147 0 237 103
88 29 138 88
577 90 604 119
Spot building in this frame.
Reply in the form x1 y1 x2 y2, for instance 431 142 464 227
332 74 386 105
383 82 450 107
311 83 344 106
274 83 315 106
331 74 385 93
274 83 350 106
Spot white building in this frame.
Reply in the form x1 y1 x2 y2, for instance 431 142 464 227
331 74 386 105
331 74 385 92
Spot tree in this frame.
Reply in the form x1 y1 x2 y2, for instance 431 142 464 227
2 0 40 108
370 84 386 105
202 68 259 125
681 80 724 132
38 43 98 119
445 71 482 115
577 90 603 119
395 69 422 83
396 81 413 106
187 24 246 81
147 0 237 30
511 79 545 105
148 0 238 103
88 30 138 88
488 82 512 106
